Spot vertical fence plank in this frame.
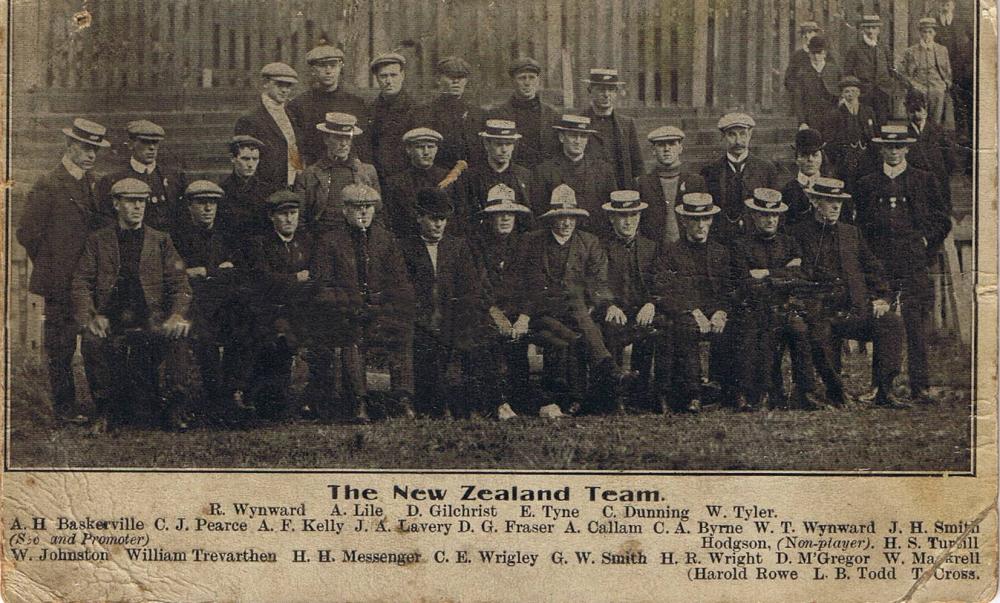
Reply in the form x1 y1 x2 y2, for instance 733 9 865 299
692 0 709 108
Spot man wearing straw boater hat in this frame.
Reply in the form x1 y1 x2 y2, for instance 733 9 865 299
472 184 536 420
533 114 617 237
651 193 735 414
17 118 112 425
293 112 379 234
456 119 534 230
730 188 823 412
581 68 643 188
600 190 661 413
790 177 908 409
510 184 636 416
853 124 951 406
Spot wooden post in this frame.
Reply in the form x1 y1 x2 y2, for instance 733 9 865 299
642 1 656 107
691 0 709 108
561 47 574 109
545 0 562 87
658 1 671 106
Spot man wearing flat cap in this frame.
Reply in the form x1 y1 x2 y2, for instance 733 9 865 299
73 177 193 433
730 188 822 411
650 193 735 413
581 68 643 189
219 135 270 239
288 45 369 167
902 17 953 126
509 184 635 415
173 181 251 420
293 112 380 235
415 56 486 170
455 119 535 232
700 113 783 244
382 127 452 238
17 118 112 425
400 188 486 418
788 35 842 133
533 114 618 237
825 76 879 191
235 62 304 196
367 52 418 181
489 56 560 168
791 177 908 408
312 183 418 421
853 125 951 406
844 15 898 126
635 125 706 248
600 190 661 413
97 119 188 235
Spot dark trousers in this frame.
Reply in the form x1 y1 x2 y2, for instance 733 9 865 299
663 314 727 407
807 310 904 395
305 344 367 419
245 317 298 419
481 331 531 412
603 318 658 400
42 298 79 418
867 88 893 126
82 328 168 426
900 285 933 393
734 310 816 399
413 327 474 416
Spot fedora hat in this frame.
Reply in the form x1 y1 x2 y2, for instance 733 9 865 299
481 183 531 214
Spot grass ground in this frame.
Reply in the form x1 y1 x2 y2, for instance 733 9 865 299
6 337 973 472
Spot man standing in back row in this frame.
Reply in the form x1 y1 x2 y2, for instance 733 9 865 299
581 68 643 189
490 57 560 169
235 62 304 195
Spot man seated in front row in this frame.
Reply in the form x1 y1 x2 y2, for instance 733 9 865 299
651 193 734 414
72 178 192 434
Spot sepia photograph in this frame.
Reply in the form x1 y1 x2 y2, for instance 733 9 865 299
3 0 982 472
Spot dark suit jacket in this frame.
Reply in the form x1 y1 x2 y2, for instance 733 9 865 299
234 101 303 195
602 234 658 311
414 94 487 169
511 229 612 317
533 153 618 236
700 155 784 242
844 39 897 98
652 238 734 317
488 96 561 168
907 120 955 214
367 89 418 180
399 235 484 348
635 169 707 246
97 163 188 235
382 165 450 239
470 228 522 314
789 60 842 129
245 230 316 305
582 107 644 188
286 85 370 167
219 171 271 240
17 165 107 300
730 231 804 307
71 225 192 328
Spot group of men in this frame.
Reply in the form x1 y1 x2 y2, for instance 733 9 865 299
18 14 957 432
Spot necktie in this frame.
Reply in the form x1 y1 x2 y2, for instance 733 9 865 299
357 229 370 295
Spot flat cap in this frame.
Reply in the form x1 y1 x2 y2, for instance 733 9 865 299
918 17 938 30
582 68 624 85
479 119 522 140
342 183 382 206
306 45 345 64
508 56 541 76
647 125 686 142
110 177 152 198
603 190 648 213
717 112 756 131
317 112 363 136
839 75 863 90
744 188 788 213
185 180 225 201
261 62 299 83
370 52 406 73
436 56 472 77
675 192 721 216
62 118 111 148
403 127 443 144
126 119 166 141
798 21 821 32
553 114 597 133
229 135 266 151
860 14 882 27
265 189 302 212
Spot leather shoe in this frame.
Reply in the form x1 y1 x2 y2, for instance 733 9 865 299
797 390 824 411
875 391 912 409
397 395 416 419
735 393 753 412
912 389 937 405
685 399 702 414
352 398 371 424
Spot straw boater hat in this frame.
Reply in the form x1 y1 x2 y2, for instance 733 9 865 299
478 119 522 140
871 124 917 145
316 112 363 136
602 190 648 213
62 118 111 148
805 177 852 200
552 114 598 134
540 184 589 219
582 68 624 86
481 183 530 214
744 188 788 213
675 192 721 216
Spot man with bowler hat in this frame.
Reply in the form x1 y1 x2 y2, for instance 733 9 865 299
782 128 834 224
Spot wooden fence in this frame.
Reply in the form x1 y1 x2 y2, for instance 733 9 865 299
12 0 973 111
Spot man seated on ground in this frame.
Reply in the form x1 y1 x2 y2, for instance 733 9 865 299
470 184 534 419
312 184 417 422
730 188 822 411
790 177 908 409
400 189 485 418
72 178 192 434
651 193 734 414
510 184 636 417
600 190 661 413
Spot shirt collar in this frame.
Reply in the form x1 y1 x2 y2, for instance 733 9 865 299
61 154 86 180
883 160 908 179
797 171 816 187
862 35 878 47
421 235 443 246
919 40 935 50
551 231 572 246
130 157 156 175
727 151 749 166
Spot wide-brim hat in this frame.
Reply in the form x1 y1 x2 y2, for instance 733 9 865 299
317 112 363 136
540 206 589 219
872 124 917 144
479 119 522 140
744 188 788 213
540 184 589 219
675 192 721 216
482 199 531 214
806 177 852 200
582 68 624 86
602 190 648 213
62 118 111 148
553 114 597 133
